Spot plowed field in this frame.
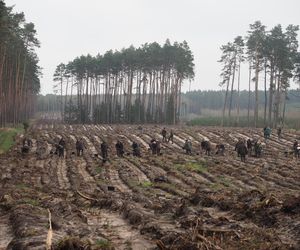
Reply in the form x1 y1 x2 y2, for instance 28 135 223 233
0 123 299 249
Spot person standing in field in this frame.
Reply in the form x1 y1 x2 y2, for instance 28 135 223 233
132 141 141 157
161 128 167 142
115 140 124 157
76 138 85 156
168 130 174 143
277 127 282 139
101 141 108 163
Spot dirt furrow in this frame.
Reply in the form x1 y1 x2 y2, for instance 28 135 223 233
106 165 133 194
56 157 71 190
0 212 13 249
82 135 98 155
82 208 155 250
131 134 149 149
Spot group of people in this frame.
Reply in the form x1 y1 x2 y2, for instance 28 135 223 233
115 140 141 159
264 126 283 140
235 138 263 162
20 125 299 163
182 139 224 157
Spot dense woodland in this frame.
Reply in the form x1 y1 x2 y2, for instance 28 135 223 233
1 0 300 129
53 40 194 124
182 89 300 114
38 89 300 117
219 21 300 127
0 1 40 127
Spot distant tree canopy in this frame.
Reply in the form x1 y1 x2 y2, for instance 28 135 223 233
219 21 300 128
53 40 194 124
181 89 300 114
38 89 300 118
0 0 41 127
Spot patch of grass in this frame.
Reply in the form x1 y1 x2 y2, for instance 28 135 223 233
175 162 207 174
0 126 24 154
15 183 29 190
56 237 91 249
210 182 222 191
187 115 300 130
95 239 111 248
127 180 139 188
22 198 40 206
139 181 153 188
154 182 186 196
219 175 231 187
95 167 102 174
209 176 232 191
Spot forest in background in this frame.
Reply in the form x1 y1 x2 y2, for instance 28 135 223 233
2 0 300 130
0 1 41 127
37 88 300 128
218 21 300 128
52 40 195 124
47 21 300 128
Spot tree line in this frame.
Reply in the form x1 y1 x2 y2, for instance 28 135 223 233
53 40 194 124
219 21 300 127
181 89 300 114
0 0 40 127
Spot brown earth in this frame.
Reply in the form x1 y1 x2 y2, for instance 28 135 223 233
0 122 300 249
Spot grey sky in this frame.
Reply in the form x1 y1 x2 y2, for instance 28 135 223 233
5 0 300 95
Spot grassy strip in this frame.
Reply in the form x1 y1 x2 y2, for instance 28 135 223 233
0 126 24 154
187 116 300 129
175 162 207 174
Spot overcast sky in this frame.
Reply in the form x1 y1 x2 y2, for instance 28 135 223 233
5 0 300 95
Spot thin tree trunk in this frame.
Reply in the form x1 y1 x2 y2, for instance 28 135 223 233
268 66 274 126
254 55 259 128
228 60 236 118
247 62 252 127
222 76 230 127
263 60 267 125
236 62 241 126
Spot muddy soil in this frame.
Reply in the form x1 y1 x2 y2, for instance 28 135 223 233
0 123 299 249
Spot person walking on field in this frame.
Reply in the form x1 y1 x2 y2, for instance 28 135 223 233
76 138 85 156
57 138 66 158
161 128 167 142
101 141 108 163
277 127 282 139
132 141 141 157
115 140 124 157
263 126 271 140
150 139 157 155
247 139 253 156
183 139 192 155
293 140 300 158
236 141 248 162
168 130 174 143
